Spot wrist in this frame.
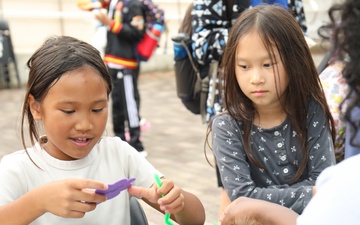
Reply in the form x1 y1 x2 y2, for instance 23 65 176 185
259 200 298 225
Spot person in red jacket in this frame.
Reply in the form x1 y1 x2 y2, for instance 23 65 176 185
79 0 148 157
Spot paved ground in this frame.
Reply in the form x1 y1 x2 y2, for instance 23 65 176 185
0 49 325 224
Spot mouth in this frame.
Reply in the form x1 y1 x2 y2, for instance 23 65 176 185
73 137 91 142
252 90 268 95
252 90 267 93
70 137 93 147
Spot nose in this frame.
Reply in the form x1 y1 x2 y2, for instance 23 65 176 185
250 68 265 85
75 114 93 132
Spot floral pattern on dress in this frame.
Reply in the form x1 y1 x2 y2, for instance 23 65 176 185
320 61 348 162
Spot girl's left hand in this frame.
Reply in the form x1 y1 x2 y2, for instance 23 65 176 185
128 179 185 214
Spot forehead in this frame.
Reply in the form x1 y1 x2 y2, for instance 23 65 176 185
236 31 278 59
45 66 108 99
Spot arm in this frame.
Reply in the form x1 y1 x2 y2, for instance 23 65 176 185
0 179 108 225
212 114 312 214
219 197 298 225
128 178 205 225
171 188 206 225
290 100 336 189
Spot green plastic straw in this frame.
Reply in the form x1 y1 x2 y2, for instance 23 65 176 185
154 174 174 225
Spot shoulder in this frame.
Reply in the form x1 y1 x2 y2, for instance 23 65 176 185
0 149 34 171
212 113 242 135
97 136 154 166
124 0 145 11
98 136 123 146
307 98 323 114
306 98 327 123
0 149 34 204
97 136 139 157
213 113 240 127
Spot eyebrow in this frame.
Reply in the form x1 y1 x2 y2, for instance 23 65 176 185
57 99 108 105
236 54 277 62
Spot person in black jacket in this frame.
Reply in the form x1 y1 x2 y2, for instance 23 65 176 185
95 0 148 156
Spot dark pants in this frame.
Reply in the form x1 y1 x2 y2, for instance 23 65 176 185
109 67 144 152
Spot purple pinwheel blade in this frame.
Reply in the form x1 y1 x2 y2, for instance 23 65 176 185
96 177 136 201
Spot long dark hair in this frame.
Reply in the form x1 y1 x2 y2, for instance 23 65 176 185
327 0 360 148
206 5 335 182
21 35 112 162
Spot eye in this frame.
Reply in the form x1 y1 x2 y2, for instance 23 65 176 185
264 62 276 68
238 65 249 70
61 110 75 114
92 108 104 113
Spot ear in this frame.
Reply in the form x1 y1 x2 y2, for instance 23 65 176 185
28 94 42 120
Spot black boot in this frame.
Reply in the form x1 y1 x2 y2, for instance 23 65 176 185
128 126 145 153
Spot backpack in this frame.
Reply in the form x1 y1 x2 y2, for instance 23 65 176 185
251 0 288 9
172 4 203 115
132 0 165 61
172 1 236 122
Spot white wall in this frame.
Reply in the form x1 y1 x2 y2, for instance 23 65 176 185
0 0 343 84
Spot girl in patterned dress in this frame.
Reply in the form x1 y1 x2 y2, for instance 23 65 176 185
217 0 360 224
207 4 336 215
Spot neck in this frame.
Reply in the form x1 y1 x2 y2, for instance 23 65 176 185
254 106 287 129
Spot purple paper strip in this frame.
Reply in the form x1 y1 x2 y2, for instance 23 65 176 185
96 177 136 201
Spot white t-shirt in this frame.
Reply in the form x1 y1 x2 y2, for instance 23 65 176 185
0 136 161 225
297 154 360 224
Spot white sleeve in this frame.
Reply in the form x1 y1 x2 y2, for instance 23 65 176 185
297 155 360 225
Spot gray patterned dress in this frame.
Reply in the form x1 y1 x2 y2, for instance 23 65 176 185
212 99 336 214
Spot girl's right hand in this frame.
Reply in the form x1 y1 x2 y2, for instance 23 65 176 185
34 179 108 218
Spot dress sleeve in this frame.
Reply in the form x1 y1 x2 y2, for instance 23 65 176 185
291 100 336 188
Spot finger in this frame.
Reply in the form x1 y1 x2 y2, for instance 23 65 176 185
71 179 108 191
65 201 98 218
157 179 174 195
57 200 97 218
158 185 181 205
161 193 185 214
79 189 107 203
219 214 234 225
128 186 155 200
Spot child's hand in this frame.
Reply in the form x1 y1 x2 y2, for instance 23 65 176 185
128 178 185 214
77 0 103 11
34 179 108 218
219 197 262 225
94 10 112 26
